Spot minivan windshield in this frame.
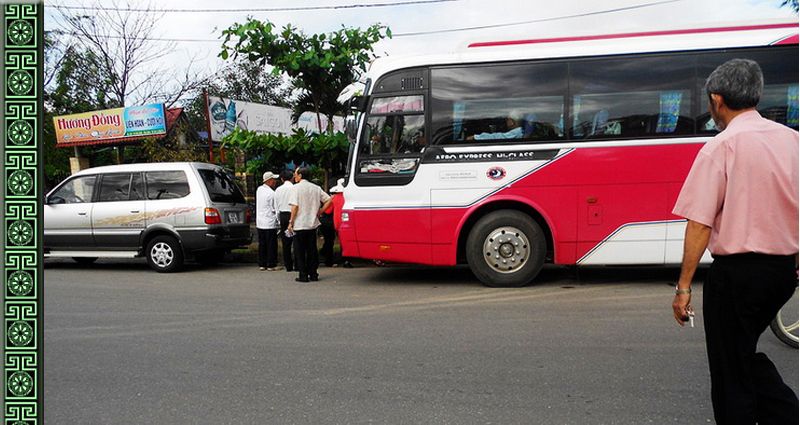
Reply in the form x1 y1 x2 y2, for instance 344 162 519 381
198 169 246 203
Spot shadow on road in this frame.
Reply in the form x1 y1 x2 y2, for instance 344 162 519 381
359 263 706 288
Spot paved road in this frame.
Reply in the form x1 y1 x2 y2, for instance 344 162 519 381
44 259 798 424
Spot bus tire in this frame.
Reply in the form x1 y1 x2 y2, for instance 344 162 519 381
466 210 546 287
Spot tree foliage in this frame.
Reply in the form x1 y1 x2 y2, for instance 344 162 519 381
222 128 349 184
219 19 389 130
219 20 388 186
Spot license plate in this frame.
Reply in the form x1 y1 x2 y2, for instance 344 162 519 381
226 212 240 223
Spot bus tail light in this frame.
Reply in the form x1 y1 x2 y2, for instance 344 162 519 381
205 208 222 225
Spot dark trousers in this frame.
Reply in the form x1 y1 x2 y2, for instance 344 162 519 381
279 212 293 271
319 213 335 266
257 228 278 268
293 229 319 280
703 253 798 425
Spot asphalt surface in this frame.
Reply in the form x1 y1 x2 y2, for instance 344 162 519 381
43 259 798 424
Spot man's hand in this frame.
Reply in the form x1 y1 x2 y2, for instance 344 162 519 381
672 293 692 326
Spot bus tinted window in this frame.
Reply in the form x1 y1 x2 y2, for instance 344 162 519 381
697 48 799 132
431 63 567 145
570 55 695 139
361 114 426 156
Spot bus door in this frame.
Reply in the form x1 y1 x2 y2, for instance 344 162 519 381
352 92 433 264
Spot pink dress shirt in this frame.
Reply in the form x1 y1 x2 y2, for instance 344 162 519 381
673 110 798 255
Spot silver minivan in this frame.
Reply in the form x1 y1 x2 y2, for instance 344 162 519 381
44 162 251 272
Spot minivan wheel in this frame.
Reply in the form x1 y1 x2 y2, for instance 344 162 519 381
466 210 546 287
146 235 184 273
72 257 98 265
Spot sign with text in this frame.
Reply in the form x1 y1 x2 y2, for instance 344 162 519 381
207 96 344 142
53 104 167 144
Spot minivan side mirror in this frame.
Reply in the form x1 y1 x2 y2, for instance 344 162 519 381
47 196 65 205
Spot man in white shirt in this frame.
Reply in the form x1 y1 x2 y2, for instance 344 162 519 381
273 170 295 272
287 167 332 282
256 171 280 271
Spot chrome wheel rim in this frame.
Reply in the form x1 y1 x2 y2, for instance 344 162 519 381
150 242 174 268
482 226 529 274
776 314 799 343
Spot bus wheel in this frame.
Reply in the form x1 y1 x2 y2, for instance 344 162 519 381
466 210 546 287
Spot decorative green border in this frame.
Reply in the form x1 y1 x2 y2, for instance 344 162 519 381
3 3 42 424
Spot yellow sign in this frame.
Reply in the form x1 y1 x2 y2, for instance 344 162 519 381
53 104 166 144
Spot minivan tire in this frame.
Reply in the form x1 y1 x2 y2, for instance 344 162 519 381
466 210 546 287
146 235 184 273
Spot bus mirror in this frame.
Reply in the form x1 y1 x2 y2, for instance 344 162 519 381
351 95 368 112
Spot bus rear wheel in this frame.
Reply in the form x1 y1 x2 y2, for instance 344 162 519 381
466 210 546 287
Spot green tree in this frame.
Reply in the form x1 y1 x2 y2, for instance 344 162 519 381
219 19 390 185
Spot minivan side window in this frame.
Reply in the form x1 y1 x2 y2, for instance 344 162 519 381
145 171 190 200
49 175 96 204
97 173 133 202
130 173 144 200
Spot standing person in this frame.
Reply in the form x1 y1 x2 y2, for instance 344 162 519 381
256 171 281 271
318 182 337 267
287 167 332 282
274 170 295 272
329 178 352 268
672 58 798 425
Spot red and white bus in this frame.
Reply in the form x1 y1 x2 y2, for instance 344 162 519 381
337 21 799 287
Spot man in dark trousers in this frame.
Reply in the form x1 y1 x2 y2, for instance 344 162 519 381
255 171 280 271
287 167 331 282
672 58 798 425
274 170 295 271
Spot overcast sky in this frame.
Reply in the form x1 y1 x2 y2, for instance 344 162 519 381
44 0 796 105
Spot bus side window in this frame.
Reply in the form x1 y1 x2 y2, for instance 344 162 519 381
570 55 695 140
431 62 567 145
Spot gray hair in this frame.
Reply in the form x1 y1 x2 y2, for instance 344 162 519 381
704 59 763 110
295 167 310 179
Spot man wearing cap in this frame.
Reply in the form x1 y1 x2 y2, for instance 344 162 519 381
256 171 280 271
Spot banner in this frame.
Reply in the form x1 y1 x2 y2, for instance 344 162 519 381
206 96 344 142
53 103 166 144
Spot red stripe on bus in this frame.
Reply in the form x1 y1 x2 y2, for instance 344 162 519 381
773 34 799 45
468 23 799 48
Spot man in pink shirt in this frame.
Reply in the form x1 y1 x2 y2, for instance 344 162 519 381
673 58 798 424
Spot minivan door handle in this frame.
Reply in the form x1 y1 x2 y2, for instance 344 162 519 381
130 210 140 214
77 212 87 216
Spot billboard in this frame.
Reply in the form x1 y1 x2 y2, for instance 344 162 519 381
206 96 344 142
53 103 167 144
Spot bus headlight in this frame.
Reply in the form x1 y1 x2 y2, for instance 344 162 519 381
341 212 350 222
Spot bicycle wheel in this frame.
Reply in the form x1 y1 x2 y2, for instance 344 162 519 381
770 288 798 349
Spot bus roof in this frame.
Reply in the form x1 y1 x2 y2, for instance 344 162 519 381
364 20 797 87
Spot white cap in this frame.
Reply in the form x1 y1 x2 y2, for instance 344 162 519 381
262 171 278 181
330 178 345 193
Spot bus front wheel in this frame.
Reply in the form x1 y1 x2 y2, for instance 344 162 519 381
466 210 546 287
